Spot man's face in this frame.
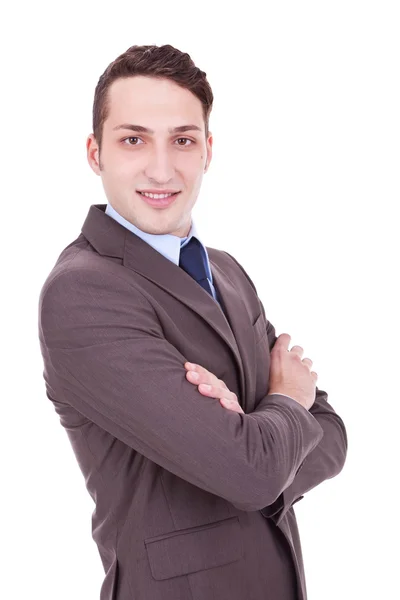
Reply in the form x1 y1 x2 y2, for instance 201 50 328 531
87 76 213 237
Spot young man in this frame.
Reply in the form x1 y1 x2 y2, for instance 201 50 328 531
38 44 347 600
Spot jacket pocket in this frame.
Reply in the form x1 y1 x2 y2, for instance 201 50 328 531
144 516 243 581
252 312 267 344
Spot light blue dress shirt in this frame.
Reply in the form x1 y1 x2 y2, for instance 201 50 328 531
105 202 219 302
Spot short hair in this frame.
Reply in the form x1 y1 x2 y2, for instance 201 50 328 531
92 44 214 152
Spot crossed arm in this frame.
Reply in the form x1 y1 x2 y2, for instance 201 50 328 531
253 305 347 523
40 266 326 513
222 251 348 522
40 262 347 517
184 314 348 524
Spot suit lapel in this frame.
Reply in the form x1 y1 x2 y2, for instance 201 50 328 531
82 204 257 412
208 257 257 413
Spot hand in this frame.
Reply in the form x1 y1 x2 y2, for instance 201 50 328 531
184 362 244 414
269 333 318 410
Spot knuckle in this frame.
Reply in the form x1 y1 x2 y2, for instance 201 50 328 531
200 382 211 390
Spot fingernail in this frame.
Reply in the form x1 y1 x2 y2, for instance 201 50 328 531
200 384 211 390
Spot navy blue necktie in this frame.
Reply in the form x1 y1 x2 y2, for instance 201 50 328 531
179 237 214 298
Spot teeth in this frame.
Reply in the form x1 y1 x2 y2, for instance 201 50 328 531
140 192 175 199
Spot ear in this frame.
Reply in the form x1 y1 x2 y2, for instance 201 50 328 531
204 132 213 173
86 133 101 175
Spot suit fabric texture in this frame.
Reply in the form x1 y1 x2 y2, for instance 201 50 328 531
38 203 348 600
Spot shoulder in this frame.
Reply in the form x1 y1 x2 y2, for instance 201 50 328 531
38 236 150 329
206 247 259 295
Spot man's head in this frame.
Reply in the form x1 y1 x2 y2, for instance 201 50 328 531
86 44 214 237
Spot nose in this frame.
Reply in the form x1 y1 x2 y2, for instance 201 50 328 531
144 147 176 184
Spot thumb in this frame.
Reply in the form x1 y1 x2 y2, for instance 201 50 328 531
273 333 291 352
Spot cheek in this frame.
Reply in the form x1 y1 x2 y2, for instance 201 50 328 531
184 162 205 184
177 150 203 170
110 160 139 181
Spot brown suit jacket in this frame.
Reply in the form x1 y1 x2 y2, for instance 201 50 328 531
38 203 347 600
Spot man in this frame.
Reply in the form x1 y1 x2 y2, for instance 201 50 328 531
38 44 347 600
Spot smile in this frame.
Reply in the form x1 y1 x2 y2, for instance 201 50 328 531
137 191 180 208
139 192 177 199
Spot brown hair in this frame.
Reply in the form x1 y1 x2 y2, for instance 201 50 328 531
92 44 214 153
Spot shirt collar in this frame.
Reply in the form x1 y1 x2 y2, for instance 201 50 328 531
105 202 207 267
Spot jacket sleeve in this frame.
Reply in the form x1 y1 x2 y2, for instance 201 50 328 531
260 313 348 524
39 266 324 512
223 252 348 522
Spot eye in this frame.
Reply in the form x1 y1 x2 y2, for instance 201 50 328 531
175 137 194 146
122 137 144 146
121 136 194 147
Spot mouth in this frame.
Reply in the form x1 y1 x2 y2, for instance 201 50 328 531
137 191 180 208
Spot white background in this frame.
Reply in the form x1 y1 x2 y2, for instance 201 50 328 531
2 1 399 598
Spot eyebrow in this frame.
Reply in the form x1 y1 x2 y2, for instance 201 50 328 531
112 123 203 134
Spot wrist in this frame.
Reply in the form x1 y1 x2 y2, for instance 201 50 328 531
268 391 308 409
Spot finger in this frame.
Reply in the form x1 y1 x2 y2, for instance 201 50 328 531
220 397 245 414
186 368 244 413
186 369 218 387
185 363 214 380
290 345 304 357
184 362 209 373
302 357 313 368
198 383 238 405
273 333 291 352
184 362 198 370
185 368 228 390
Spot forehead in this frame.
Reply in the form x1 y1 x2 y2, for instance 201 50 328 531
105 76 204 129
